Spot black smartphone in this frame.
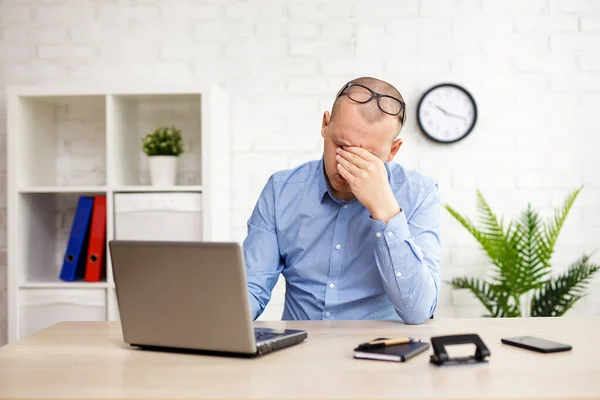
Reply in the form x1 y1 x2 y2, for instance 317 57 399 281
501 336 572 353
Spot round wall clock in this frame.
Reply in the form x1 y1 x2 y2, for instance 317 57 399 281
416 83 477 144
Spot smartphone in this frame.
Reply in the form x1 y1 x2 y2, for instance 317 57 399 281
501 336 572 353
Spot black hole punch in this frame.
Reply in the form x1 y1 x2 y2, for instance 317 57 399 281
66 254 74 262
429 334 490 366
90 254 98 263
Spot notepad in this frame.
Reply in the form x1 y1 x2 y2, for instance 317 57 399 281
354 339 430 362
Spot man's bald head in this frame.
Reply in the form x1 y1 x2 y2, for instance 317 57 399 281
331 77 405 137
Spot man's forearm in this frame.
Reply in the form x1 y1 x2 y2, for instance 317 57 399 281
371 211 440 324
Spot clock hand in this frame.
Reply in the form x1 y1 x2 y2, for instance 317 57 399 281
446 111 467 121
434 104 449 116
435 104 466 121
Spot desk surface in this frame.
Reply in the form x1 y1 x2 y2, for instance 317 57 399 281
0 317 599 400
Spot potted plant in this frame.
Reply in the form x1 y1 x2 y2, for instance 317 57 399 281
445 186 599 317
141 125 185 186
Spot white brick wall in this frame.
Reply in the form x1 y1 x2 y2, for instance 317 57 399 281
1 0 600 342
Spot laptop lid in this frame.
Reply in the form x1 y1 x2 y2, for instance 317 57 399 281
108 240 258 354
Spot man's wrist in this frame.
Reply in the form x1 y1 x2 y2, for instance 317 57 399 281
371 200 402 224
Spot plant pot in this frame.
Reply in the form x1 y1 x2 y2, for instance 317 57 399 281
148 155 178 186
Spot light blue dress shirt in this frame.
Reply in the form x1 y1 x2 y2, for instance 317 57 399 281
243 158 441 324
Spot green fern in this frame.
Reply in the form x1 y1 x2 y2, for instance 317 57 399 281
445 186 598 318
513 205 547 293
451 277 519 317
543 187 583 256
530 254 600 317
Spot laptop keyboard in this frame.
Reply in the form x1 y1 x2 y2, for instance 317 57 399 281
254 329 286 342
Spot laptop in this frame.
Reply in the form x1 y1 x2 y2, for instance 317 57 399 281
108 240 307 356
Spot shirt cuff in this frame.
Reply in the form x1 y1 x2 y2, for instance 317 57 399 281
371 210 411 245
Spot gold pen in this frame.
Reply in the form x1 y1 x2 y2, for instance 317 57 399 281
358 337 414 349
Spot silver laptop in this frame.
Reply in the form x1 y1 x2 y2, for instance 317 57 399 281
108 240 307 356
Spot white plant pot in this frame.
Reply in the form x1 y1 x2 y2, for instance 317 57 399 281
148 155 178 186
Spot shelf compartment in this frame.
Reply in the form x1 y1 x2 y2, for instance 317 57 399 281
17 192 108 286
15 95 107 188
19 288 107 338
108 93 202 187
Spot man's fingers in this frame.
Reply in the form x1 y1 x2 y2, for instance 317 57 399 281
336 154 359 176
337 163 354 182
337 147 367 168
343 146 377 162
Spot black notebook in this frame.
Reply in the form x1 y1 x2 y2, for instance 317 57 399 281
354 339 430 362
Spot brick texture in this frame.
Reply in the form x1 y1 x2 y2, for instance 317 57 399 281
1 0 600 335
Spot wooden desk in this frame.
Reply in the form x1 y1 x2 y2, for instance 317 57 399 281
0 317 599 399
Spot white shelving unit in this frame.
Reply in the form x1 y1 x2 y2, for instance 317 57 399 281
6 84 231 342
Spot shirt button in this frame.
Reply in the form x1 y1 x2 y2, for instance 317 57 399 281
325 311 331 317
329 283 335 289
387 231 394 237
335 244 341 250
396 271 402 278
343 204 348 209
375 232 382 238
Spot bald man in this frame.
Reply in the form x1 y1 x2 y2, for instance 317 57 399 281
243 77 441 324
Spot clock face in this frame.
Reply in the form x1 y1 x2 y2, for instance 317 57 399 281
417 83 477 143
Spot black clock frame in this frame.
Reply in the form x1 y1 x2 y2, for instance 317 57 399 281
416 83 478 144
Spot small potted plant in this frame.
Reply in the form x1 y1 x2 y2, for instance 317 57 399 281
141 125 185 186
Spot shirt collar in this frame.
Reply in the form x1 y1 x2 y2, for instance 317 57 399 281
317 157 336 204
